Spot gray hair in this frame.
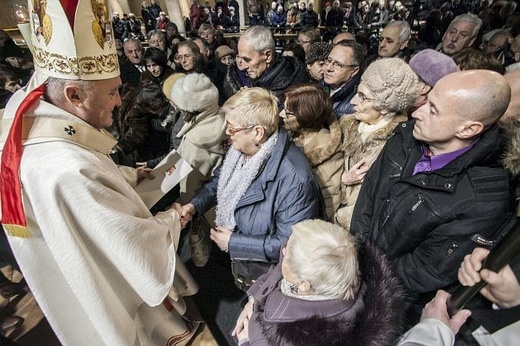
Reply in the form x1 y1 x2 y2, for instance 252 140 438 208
285 220 360 300
147 29 165 40
44 77 93 105
450 13 482 38
384 20 411 43
123 37 143 50
240 26 276 54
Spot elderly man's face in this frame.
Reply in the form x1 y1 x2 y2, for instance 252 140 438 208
483 33 507 54
237 39 272 80
124 41 143 64
442 20 477 56
323 45 359 89
378 25 407 57
149 33 166 51
76 77 122 129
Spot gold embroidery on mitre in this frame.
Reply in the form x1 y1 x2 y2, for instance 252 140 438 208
33 46 118 76
32 0 52 45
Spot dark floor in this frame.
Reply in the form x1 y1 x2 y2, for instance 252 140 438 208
179 230 247 346
2 231 245 346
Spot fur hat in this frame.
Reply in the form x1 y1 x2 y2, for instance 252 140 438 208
215 45 235 61
162 73 186 101
170 73 218 112
305 42 330 65
409 49 457 87
361 58 419 114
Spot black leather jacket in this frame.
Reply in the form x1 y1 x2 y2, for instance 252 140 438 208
351 121 516 300
224 55 309 106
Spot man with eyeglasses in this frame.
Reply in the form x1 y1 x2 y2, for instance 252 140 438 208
440 13 482 56
323 40 366 116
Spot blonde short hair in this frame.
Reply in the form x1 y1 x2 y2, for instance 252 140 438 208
285 220 360 300
222 87 279 136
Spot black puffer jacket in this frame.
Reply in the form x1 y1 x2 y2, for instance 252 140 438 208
224 55 309 106
351 120 516 300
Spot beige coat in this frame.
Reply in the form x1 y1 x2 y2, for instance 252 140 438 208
177 105 226 203
335 113 408 230
294 116 343 219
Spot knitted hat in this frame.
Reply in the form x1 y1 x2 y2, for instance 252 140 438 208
162 73 186 101
305 42 330 65
215 45 235 61
170 73 218 112
409 49 457 87
361 58 419 113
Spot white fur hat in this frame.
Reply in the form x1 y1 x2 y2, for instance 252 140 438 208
170 73 218 112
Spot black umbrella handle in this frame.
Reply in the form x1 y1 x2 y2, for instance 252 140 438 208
447 219 520 316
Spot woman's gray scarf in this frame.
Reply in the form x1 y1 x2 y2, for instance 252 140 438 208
215 131 279 230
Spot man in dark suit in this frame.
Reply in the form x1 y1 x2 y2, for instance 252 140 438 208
120 38 145 87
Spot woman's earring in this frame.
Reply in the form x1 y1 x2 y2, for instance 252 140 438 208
255 142 259 147
289 283 299 294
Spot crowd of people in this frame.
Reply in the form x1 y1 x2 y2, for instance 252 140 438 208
0 0 519 345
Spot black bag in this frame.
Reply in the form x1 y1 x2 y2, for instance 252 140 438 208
231 259 273 291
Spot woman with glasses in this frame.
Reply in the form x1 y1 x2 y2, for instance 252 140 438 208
175 41 206 74
181 88 322 289
232 219 404 346
280 84 343 219
335 58 418 230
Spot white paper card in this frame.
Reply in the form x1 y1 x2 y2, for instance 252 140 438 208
135 150 192 208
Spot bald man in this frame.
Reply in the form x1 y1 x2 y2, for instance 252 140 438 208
351 70 516 322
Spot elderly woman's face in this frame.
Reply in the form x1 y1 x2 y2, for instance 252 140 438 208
220 54 234 65
307 60 326 81
281 243 301 294
225 115 258 155
280 100 300 132
178 45 197 72
351 82 384 125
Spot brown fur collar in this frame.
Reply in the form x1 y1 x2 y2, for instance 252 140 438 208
340 113 408 156
296 115 343 166
500 120 520 176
